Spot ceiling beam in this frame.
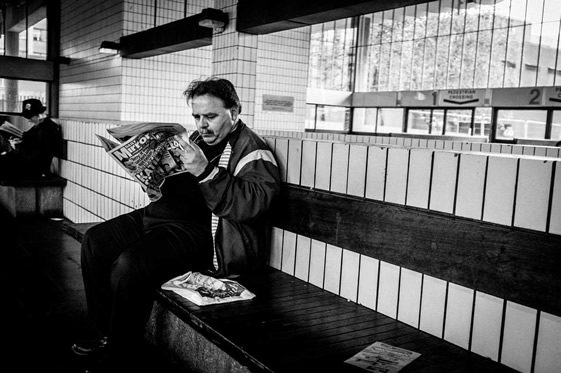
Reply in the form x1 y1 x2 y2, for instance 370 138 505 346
237 0 426 34
0 55 54 81
119 12 213 59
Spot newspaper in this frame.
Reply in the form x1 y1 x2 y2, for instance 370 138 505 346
344 341 421 373
96 122 190 201
161 271 256 306
0 121 24 138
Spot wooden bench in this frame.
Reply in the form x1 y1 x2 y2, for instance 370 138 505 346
0 175 66 218
61 183 532 373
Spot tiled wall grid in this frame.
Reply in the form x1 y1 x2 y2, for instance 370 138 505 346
121 0 213 123
59 0 124 120
60 120 561 372
254 28 310 132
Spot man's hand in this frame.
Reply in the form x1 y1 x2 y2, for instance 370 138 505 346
172 134 209 177
9 137 22 150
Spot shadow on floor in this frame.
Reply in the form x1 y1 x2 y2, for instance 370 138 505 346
1 207 183 373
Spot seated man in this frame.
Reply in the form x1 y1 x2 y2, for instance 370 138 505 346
73 77 280 372
0 99 62 181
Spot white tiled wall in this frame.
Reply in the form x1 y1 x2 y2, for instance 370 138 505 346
254 28 310 131
60 0 212 123
59 0 124 120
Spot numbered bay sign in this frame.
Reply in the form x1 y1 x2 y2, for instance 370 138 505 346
439 89 486 107
544 87 561 107
492 87 544 107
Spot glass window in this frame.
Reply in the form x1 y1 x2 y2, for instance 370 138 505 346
407 109 431 134
0 3 47 60
308 20 357 91
316 105 351 131
389 41 403 91
422 36 437 89
474 107 492 137
377 108 404 133
399 40 414 90
0 78 47 113
305 104 317 130
435 35 451 89
496 109 547 140
461 31 477 88
353 108 378 133
445 109 473 136
474 30 492 88
431 109 445 134
552 110 561 140
403 6 416 41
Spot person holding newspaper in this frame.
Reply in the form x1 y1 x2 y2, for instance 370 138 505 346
73 77 280 372
0 99 62 181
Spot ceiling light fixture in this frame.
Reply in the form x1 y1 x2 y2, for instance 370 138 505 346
197 8 228 33
99 41 120 55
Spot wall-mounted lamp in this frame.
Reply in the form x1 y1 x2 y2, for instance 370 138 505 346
99 41 120 55
197 8 228 33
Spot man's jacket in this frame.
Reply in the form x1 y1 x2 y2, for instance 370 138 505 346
196 120 280 276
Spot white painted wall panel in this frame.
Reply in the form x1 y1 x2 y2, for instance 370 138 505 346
430 152 459 214
301 141 317 188
534 312 561 373
281 230 297 275
357 255 379 310
340 250 360 302
294 235 311 281
365 146 387 201
397 268 422 328
269 227 284 270
406 148 432 209
550 161 561 234
444 283 473 350
420 275 447 338
274 138 289 183
385 148 409 204
377 262 400 319
483 157 517 226
501 302 537 373
309 240 326 288
514 159 552 231
471 292 503 361
330 143 350 194
347 145 368 197
456 154 487 220
315 142 333 191
324 244 342 295
287 139 302 185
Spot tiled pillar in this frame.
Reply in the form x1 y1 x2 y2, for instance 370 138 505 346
212 0 257 126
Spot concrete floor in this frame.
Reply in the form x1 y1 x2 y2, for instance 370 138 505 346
1 206 182 373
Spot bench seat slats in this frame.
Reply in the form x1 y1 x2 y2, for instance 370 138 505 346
155 267 516 373
64 222 517 373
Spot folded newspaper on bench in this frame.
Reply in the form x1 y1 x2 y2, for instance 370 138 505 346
161 271 256 306
344 341 421 373
96 122 190 202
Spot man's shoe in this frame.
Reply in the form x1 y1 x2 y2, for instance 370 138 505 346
71 336 109 357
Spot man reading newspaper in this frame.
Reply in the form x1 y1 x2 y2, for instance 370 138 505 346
73 78 281 372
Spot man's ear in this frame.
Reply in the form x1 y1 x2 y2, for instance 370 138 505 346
230 108 239 122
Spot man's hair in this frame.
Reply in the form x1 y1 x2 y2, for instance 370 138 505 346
183 77 242 114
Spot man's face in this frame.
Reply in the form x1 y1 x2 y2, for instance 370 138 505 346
190 94 237 146
27 113 44 125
